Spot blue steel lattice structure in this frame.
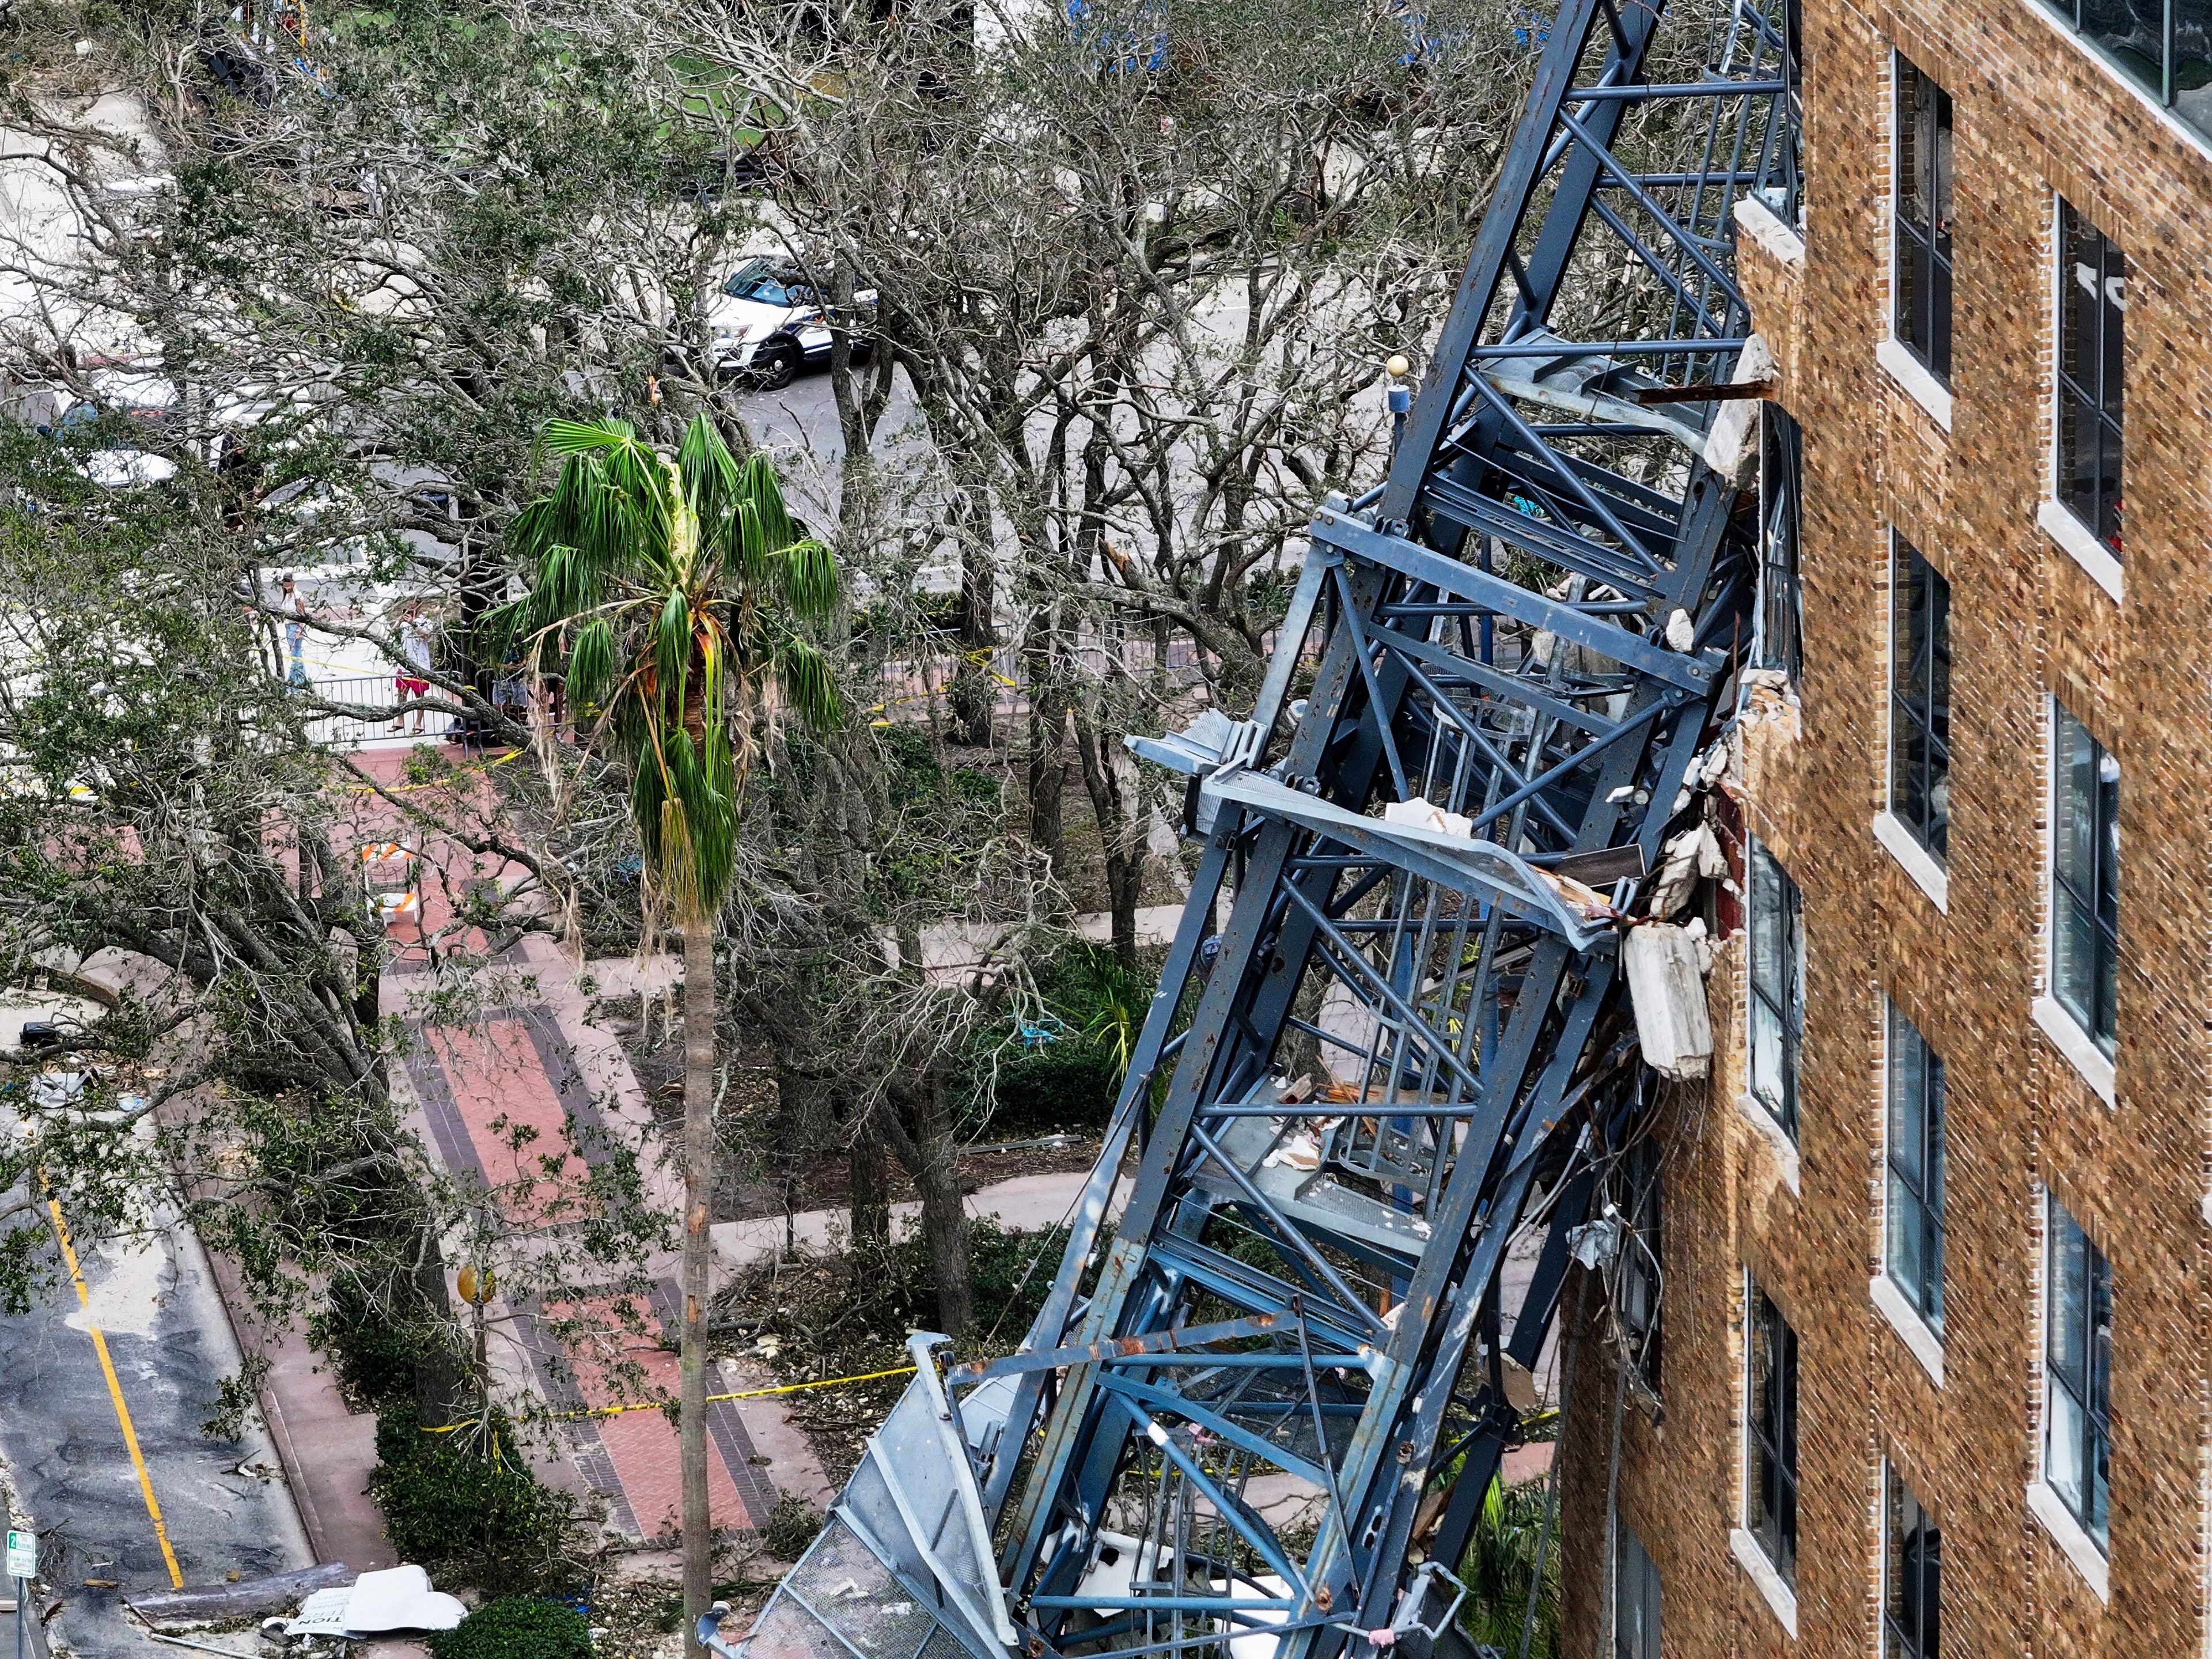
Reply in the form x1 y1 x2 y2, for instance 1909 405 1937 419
730 2 1800 1653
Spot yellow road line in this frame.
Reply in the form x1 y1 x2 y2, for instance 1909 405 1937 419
47 1198 185 1590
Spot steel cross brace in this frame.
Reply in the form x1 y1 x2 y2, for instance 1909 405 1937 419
739 2 1796 1656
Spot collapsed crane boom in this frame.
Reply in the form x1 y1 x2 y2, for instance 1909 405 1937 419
734 1 1800 1653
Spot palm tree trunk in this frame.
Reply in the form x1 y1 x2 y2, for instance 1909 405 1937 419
681 916 715 1659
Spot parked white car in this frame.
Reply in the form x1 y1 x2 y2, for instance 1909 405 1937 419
704 258 875 389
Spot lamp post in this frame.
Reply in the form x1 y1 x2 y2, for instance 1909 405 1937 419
456 1263 495 1420
1386 354 1412 463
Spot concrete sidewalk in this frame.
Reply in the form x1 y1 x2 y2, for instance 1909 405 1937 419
711 1169 1107 1270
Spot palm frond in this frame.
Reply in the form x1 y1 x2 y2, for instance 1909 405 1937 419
770 633 843 735
568 616 618 713
779 537 841 626
543 416 635 456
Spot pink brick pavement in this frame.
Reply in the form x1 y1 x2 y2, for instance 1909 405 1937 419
349 741 783 1539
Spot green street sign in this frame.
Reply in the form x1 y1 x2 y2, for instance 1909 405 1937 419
3 1530 32 1580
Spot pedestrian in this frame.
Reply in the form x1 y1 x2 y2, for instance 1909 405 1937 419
394 603 434 736
279 574 309 687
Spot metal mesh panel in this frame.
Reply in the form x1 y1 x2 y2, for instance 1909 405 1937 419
736 1593 844 1659
918 1629 976 1659
785 1517 943 1659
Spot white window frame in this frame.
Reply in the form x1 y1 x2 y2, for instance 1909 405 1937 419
1874 532 1949 910
1880 1459 1945 1659
2028 1182 2111 1601
2040 192 2124 603
1732 1270 1800 1635
1872 998 1945 1387
1879 51 1954 431
2031 696 2117 1105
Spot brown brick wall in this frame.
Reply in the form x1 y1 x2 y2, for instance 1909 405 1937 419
1557 0 2212 1653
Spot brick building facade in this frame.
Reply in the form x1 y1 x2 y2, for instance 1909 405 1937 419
1557 0 2212 1653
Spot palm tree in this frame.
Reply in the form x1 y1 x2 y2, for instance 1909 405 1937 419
505 412 839 1652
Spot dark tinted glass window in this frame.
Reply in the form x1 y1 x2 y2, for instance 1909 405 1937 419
1886 1003 1946 1334
2044 1195 2111 1548
1747 1287 1800 1584
2057 202 2125 556
2051 703 2119 1054
1615 1523 1662 1659
1883 1464 1942 1658
1894 58 1953 381
1889 537 1950 862
1749 840 1804 1139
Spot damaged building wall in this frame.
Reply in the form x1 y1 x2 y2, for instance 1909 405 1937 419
1558 0 2212 1655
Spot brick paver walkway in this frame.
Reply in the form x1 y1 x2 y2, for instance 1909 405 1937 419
343 744 816 1541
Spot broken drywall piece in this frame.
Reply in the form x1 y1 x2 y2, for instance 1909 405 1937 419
340 1565 468 1634
283 1565 466 1639
1382 796 1474 840
1624 922 1713 1080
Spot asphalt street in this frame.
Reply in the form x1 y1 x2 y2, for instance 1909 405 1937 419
730 360 922 528
0 1181 312 1659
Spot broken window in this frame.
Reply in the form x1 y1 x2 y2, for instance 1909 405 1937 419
1615 1520 1662 1659
1746 1284 1800 1585
1883 1463 1942 1658
2047 0 2212 131
2056 200 2124 556
1756 404 1803 682
1893 56 1953 382
1889 536 1950 862
1748 839 1804 1139
2051 702 2119 1055
1885 1002 1946 1335
2044 1194 2111 1549
1619 1134 1662 1389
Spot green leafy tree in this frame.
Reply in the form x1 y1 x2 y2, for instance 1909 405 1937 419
505 411 839 1654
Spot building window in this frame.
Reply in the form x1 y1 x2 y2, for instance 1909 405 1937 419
1615 1521 1662 1659
1756 405 1803 682
1746 1285 1799 1585
1885 1003 1946 1334
1888 537 1950 862
1748 839 1804 1140
1883 1464 1942 1658
1619 1136 1662 1389
1893 56 1953 382
2051 702 2119 1055
2056 200 2124 558
2044 1194 2111 1549
2040 0 2212 137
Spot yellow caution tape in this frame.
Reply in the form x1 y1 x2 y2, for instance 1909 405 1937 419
417 1363 921 1434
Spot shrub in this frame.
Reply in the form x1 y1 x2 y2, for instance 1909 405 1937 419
308 1282 427 1411
370 1406 578 1593
1457 1475 1561 1657
429 1597 592 1659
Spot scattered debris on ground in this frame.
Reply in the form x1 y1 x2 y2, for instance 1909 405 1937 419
710 1217 1076 1484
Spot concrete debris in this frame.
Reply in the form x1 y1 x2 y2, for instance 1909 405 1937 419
1623 922 1713 1080
1699 332 1776 486
1664 608 1695 652
1647 823 1728 919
